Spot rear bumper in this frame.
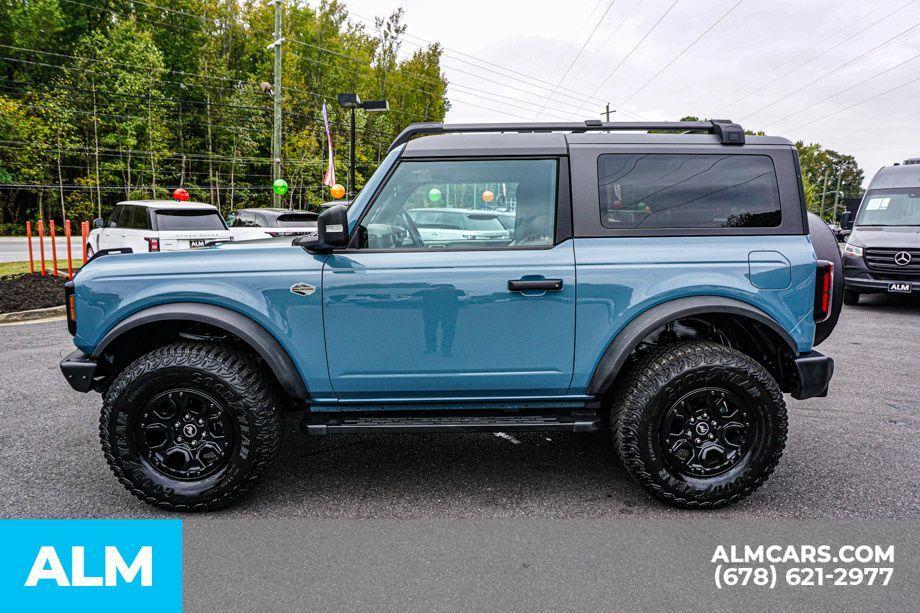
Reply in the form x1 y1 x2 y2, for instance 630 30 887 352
791 351 834 400
60 350 99 392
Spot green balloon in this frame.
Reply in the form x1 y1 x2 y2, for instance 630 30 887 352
272 179 289 195
428 187 441 202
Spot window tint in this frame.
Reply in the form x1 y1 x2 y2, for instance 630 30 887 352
597 154 782 230
109 205 124 227
275 213 318 226
156 210 226 231
358 159 557 250
124 206 151 230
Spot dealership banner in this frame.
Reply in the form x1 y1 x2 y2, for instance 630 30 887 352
1 519 917 611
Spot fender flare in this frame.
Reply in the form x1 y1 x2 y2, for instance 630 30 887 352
587 296 799 396
92 302 309 399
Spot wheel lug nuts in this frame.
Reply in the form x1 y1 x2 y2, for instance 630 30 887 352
184 414 191 420
191 440 197 447
174 422 180 428
711 420 717 426
709 434 715 440
177 436 183 442
198 419 204 425
689 417 695 423
694 438 701 444
686 430 692 436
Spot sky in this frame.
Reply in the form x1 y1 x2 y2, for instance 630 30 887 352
341 0 920 186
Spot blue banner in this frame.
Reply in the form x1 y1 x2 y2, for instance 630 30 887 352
0 520 182 612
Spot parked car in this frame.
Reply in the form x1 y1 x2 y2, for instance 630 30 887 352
61 119 841 512
320 200 350 210
226 208 318 241
406 207 512 247
87 200 231 257
842 161 920 305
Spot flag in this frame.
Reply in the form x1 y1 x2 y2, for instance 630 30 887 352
321 102 336 187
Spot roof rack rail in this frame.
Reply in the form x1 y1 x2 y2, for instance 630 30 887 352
387 119 745 152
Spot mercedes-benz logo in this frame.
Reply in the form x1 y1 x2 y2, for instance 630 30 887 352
894 251 913 266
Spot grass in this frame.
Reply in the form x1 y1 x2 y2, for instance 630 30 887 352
0 261 81 278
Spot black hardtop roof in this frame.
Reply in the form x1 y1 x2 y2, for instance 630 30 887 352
394 120 792 156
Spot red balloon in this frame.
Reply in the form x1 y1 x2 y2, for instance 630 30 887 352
172 188 190 202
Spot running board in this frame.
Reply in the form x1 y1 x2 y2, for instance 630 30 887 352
302 409 600 435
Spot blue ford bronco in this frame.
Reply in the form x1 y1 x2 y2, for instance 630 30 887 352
61 120 842 510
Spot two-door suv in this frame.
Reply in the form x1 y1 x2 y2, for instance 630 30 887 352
61 120 841 510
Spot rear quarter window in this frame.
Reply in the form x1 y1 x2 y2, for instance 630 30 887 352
597 153 782 230
155 210 227 231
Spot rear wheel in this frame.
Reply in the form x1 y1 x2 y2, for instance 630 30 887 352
614 341 786 509
843 289 860 305
100 341 282 511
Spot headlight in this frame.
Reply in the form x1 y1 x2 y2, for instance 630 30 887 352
843 243 863 257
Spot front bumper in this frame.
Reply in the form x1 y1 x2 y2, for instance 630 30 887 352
844 276 920 293
60 350 99 392
790 351 834 400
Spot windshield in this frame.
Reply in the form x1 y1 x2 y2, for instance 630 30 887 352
156 210 227 231
856 189 920 226
347 144 405 232
275 213 318 227
464 214 504 231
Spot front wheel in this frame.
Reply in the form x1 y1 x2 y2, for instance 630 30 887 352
614 342 787 509
100 342 282 511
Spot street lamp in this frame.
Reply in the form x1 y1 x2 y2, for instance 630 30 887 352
338 93 389 199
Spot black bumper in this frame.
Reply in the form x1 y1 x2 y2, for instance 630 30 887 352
60 350 99 392
791 351 834 400
844 276 920 293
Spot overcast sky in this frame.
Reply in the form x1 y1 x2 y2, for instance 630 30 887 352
341 0 920 186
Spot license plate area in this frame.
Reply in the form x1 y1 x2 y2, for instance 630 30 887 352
888 281 912 293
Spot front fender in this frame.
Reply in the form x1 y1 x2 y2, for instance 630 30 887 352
92 302 309 399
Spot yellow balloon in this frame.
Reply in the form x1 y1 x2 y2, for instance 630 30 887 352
482 190 495 203
330 184 346 199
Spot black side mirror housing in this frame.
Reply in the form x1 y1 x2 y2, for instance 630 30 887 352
294 205 349 253
92 218 105 229
839 211 852 230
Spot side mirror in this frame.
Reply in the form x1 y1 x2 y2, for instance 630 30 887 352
92 218 105 229
293 205 349 253
839 211 852 230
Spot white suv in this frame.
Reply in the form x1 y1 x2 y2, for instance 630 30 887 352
407 207 511 247
88 200 232 256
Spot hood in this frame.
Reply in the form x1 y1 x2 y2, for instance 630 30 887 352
849 226 920 248
75 239 321 284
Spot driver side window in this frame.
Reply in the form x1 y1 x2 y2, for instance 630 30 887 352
356 158 557 250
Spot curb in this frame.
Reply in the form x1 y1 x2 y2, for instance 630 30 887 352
0 305 66 324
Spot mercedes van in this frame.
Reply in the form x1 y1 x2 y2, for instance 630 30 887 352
842 162 920 304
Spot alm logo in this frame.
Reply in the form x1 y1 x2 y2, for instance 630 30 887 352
25 545 153 587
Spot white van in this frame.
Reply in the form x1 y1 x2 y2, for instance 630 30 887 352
88 200 232 257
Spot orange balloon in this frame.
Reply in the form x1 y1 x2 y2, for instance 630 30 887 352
330 184 346 199
482 190 495 203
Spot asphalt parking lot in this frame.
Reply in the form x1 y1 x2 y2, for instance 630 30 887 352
2 294 919 520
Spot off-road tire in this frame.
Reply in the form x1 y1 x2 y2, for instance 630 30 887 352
843 289 860 306
100 341 282 511
613 341 787 509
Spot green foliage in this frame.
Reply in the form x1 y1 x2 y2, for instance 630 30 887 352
0 1 448 226
795 141 864 218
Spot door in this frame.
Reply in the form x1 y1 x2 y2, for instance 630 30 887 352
98 204 126 250
322 157 576 401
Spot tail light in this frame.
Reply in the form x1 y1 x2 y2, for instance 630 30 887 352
146 237 160 252
65 281 76 335
814 260 834 323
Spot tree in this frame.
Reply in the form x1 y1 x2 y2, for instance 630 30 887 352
795 142 864 217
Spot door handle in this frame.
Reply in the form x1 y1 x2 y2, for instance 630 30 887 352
507 278 564 292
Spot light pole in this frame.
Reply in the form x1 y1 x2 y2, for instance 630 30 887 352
337 93 389 199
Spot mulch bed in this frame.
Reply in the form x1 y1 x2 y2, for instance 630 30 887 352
0 273 68 314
